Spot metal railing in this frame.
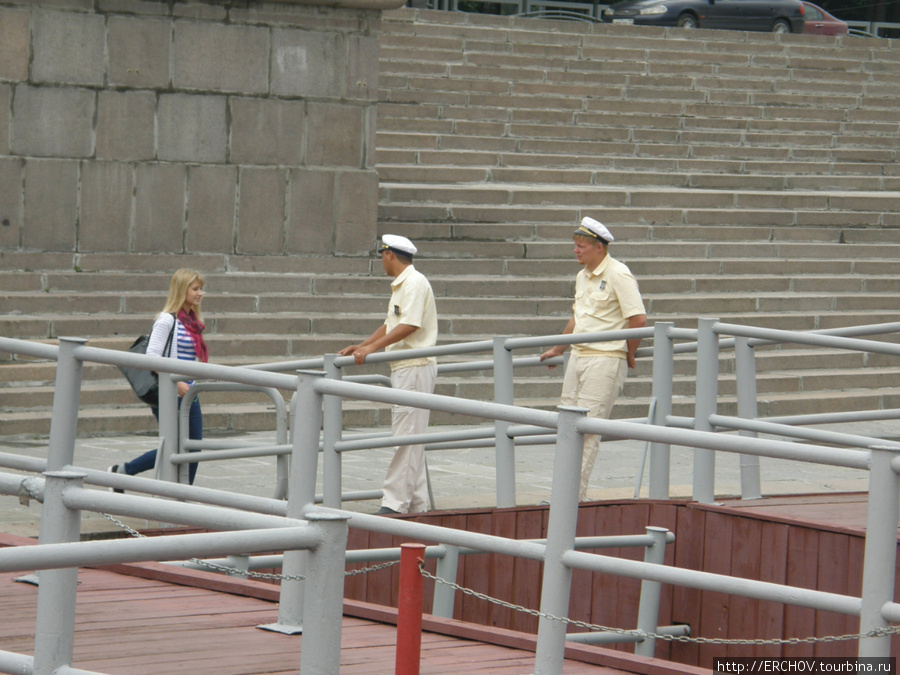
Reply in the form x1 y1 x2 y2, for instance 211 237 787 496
2 321 900 673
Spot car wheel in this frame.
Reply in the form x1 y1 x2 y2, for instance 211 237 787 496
677 14 698 28
771 19 791 33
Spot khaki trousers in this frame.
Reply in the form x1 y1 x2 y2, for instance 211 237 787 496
382 363 437 513
560 354 628 500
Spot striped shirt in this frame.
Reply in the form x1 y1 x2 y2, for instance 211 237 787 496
147 313 198 386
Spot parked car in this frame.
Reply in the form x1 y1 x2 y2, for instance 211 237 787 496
802 1 848 35
602 0 806 33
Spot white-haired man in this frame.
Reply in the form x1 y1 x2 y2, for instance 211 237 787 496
540 217 647 501
340 235 438 514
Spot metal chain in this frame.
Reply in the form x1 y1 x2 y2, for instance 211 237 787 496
97 513 305 580
98 512 398 581
346 560 400 576
418 562 900 647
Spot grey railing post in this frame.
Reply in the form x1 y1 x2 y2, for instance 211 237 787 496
32 471 85 675
47 337 86 471
693 318 719 504
633 526 669 657
274 388 290 500
323 355 343 508
432 545 460 618
300 512 350 675
734 337 762 500
493 336 517 508
260 371 324 635
33 336 86 666
535 406 585 674
648 322 674 499
858 445 900 658
156 373 180 483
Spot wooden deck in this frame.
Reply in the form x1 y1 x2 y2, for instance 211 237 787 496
1 491 883 674
0 566 632 674
0 533 703 675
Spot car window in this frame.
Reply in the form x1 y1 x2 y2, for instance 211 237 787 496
805 4 823 19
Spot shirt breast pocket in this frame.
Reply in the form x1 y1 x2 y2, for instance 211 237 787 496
588 288 611 305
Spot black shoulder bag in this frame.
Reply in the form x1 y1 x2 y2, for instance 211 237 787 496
119 315 176 407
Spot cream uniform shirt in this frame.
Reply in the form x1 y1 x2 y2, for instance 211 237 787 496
384 265 438 370
571 254 645 358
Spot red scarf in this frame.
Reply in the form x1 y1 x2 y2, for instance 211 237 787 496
177 309 209 363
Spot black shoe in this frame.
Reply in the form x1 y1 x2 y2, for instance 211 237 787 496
107 465 124 494
375 506 399 515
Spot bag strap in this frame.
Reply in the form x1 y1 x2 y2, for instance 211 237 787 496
163 313 176 357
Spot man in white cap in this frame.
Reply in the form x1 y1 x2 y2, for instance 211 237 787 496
340 234 438 514
540 217 647 501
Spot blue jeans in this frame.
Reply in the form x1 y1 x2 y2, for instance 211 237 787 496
125 397 202 484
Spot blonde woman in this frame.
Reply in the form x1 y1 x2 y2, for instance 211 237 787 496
110 269 209 485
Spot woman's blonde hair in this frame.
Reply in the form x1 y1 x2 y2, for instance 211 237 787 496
162 268 205 319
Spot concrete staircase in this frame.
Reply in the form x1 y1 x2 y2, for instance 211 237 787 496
1 9 899 437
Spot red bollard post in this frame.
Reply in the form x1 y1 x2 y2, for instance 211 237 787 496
395 543 427 675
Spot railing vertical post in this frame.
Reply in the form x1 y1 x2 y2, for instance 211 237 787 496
260 370 324 635
33 337 86 673
633 526 669 657
46 337 86 471
32 471 84 675
734 337 762 500
274 389 290 500
323 355 343 508
432 544 459 618
693 318 719 504
396 543 427 675
858 445 900 658
300 512 350 675
156 374 180 483
493 336 517 508
535 406 586 674
648 322 674 499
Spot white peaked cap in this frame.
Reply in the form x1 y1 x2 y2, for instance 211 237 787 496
576 217 614 243
380 234 418 256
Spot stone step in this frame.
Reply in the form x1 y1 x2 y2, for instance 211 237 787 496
379 53 888 88
379 149 897 179
3 286 898 336
379 74 892 118
7 271 896 313
380 63 900 98
379 201 900 229
377 98 900 132
375 129 900 164
97 253 882 280
5 262 900 312
377 183 900 211
376 164 900 192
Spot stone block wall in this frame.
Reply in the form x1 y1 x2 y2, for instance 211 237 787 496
0 0 386 257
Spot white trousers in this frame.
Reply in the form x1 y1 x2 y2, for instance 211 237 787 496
560 354 628 500
382 363 437 513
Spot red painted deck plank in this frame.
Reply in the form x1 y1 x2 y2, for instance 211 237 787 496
0 565 638 675
715 493 871 535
